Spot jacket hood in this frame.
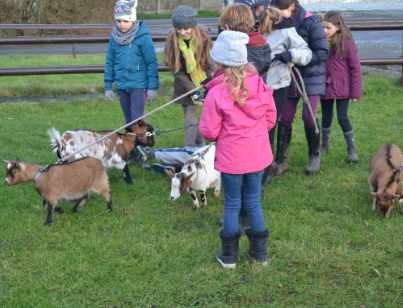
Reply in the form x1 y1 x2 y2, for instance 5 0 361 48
239 74 271 120
206 72 271 120
135 21 150 38
248 31 267 47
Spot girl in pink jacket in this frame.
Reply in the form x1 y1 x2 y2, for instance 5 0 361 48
199 30 277 269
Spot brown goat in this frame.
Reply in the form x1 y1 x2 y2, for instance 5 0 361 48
4 157 112 225
368 144 403 218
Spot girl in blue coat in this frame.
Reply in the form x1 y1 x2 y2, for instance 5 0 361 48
104 0 159 125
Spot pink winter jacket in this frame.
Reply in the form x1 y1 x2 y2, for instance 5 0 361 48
199 72 277 174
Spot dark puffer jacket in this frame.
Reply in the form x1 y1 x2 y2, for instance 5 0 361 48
247 31 271 78
292 7 329 96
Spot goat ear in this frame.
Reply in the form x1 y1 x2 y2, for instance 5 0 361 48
195 161 202 169
137 119 145 126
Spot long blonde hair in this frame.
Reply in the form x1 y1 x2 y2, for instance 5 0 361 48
164 26 212 73
259 7 283 35
219 63 257 106
219 4 255 33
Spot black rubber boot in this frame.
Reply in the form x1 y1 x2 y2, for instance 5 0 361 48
245 228 269 265
304 125 321 175
321 127 331 154
275 123 292 176
216 230 241 269
343 130 359 163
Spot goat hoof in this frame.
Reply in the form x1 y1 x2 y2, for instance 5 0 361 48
123 177 133 185
55 207 64 214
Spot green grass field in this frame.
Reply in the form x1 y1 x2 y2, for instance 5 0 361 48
0 57 403 306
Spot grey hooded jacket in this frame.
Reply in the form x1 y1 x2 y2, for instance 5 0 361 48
265 18 312 90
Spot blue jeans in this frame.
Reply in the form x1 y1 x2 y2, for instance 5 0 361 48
117 88 146 124
221 171 266 236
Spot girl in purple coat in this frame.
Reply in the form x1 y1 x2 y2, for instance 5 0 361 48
321 11 362 163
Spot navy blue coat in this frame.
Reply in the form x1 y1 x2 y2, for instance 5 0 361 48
104 22 159 91
292 7 329 96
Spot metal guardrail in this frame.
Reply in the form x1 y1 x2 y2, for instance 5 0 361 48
0 59 402 76
0 21 402 84
1 21 403 45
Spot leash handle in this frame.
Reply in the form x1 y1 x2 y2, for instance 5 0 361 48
289 65 320 135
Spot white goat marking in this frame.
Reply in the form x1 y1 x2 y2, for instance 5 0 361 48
49 129 127 170
170 145 221 208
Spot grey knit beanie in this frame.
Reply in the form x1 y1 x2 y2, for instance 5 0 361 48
172 5 197 29
210 30 249 67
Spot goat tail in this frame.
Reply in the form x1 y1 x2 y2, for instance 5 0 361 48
47 128 63 158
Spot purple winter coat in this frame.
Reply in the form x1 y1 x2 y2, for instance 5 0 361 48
323 39 362 100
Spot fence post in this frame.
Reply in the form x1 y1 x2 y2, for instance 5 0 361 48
401 30 403 85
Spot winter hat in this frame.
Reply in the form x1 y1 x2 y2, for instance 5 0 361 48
172 5 197 29
114 0 137 22
210 30 249 67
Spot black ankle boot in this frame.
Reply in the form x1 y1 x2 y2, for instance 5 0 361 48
216 230 241 269
304 125 320 175
245 228 269 265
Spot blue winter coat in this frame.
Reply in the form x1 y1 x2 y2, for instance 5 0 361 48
292 7 329 96
104 22 159 91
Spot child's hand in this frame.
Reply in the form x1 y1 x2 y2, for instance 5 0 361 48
274 51 292 64
104 90 115 101
146 90 157 102
352 98 358 102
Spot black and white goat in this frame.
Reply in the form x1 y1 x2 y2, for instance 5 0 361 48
170 145 221 208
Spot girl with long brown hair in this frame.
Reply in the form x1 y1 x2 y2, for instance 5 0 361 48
320 11 362 163
164 5 212 147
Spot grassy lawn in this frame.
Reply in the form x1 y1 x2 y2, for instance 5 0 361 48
0 68 403 305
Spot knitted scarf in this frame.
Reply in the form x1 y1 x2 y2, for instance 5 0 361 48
178 36 207 86
111 22 138 45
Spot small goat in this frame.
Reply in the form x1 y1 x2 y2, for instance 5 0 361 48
4 157 112 225
48 120 155 184
170 145 221 208
368 144 403 218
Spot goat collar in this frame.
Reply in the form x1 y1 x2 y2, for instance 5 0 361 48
34 165 49 181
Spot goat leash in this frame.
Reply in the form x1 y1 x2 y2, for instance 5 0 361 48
60 86 203 163
155 124 198 135
289 65 320 134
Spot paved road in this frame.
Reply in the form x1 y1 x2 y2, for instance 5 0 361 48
0 13 402 60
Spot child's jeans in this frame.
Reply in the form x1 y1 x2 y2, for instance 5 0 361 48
221 171 266 236
117 88 146 124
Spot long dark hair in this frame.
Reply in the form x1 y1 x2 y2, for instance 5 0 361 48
324 11 354 57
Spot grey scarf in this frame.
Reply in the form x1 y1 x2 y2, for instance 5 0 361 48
111 22 138 45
